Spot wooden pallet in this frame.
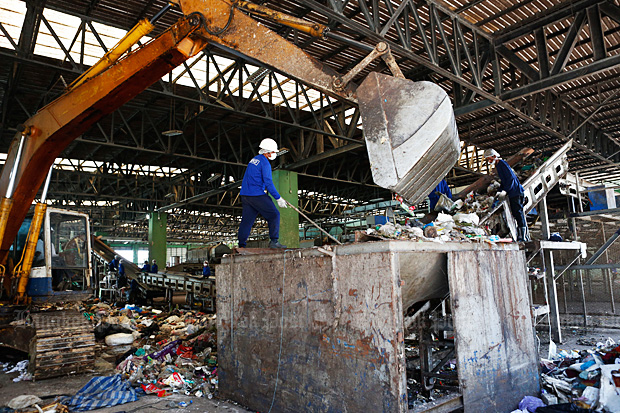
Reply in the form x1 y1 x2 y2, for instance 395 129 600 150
31 310 95 379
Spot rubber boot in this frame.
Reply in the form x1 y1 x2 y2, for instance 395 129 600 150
521 226 531 242
269 239 287 249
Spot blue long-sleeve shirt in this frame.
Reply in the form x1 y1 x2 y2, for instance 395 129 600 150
109 258 120 272
428 179 452 210
496 159 524 198
150 264 158 273
203 266 211 277
240 155 281 199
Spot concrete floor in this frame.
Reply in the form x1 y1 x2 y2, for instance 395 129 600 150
536 313 620 359
0 370 251 412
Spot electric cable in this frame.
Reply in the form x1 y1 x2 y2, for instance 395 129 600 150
267 250 289 413
203 2 235 36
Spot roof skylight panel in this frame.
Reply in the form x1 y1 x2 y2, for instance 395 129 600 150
0 0 25 49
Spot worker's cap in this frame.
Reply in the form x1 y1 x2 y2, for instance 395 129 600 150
483 148 500 159
204 260 209 265
259 138 278 153
114 255 120 260
152 259 156 263
120 258 125 263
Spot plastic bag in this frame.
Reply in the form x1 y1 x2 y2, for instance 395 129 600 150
453 212 480 226
535 403 593 412
434 193 454 212
8 395 42 409
105 332 137 346
518 396 545 412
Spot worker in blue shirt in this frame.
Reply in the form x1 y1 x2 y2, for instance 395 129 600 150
117 259 128 288
428 179 452 211
484 149 529 242
150 259 158 273
238 138 288 249
128 279 139 304
141 260 150 272
202 260 211 277
109 255 120 272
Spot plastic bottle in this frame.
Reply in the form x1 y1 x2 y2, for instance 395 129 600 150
147 340 181 361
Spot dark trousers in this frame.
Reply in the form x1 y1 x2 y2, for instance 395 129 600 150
509 194 527 228
238 195 280 247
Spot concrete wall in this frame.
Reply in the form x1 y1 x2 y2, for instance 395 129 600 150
218 246 406 412
217 241 539 412
449 249 539 411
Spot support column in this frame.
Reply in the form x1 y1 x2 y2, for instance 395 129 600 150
272 170 299 248
602 223 616 314
571 198 588 327
148 212 167 268
540 197 562 343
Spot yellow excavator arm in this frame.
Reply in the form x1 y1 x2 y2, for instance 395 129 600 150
0 0 459 270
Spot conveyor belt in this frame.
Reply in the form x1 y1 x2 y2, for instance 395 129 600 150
92 237 215 306
138 272 215 295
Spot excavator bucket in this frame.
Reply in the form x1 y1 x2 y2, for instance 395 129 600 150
357 72 460 205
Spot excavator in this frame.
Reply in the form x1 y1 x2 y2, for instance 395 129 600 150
0 0 459 378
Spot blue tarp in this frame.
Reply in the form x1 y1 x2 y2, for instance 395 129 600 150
62 374 137 412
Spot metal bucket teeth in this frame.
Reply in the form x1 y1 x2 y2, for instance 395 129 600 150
357 72 460 204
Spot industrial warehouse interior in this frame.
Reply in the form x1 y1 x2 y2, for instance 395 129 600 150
3 0 620 411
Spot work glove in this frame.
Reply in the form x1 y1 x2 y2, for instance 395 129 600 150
497 190 507 200
277 198 288 208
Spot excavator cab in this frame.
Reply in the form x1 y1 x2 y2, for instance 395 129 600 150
10 208 92 302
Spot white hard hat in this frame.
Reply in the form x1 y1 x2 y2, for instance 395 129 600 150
204 260 209 265
483 148 500 159
259 138 278 153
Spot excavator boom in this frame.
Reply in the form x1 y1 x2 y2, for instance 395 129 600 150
174 0 459 203
0 14 206 261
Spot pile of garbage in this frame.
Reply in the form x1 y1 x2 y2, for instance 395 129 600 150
1 300 220 412
527 338 620 412
365 212 507 244
366 179 518 243
89 302 219 400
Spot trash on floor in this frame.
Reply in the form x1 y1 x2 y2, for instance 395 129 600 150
537 338 620 412
86 303 219 401
7 395 42 410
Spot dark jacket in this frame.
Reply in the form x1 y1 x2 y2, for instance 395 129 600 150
496 159 524 198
